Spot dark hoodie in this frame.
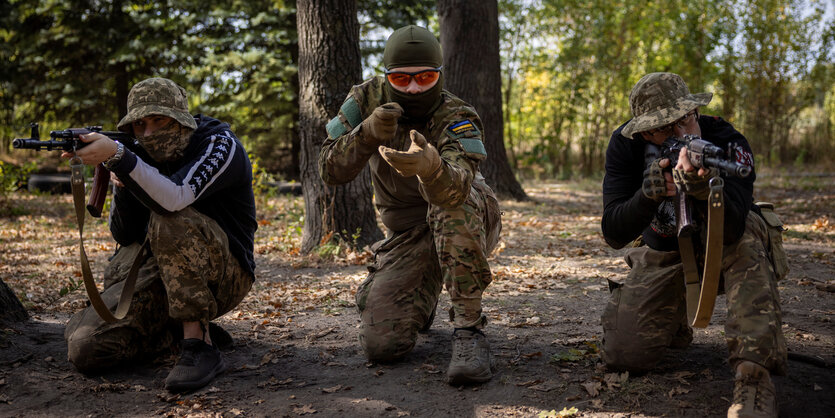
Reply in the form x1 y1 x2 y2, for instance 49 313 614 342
107 114 257 276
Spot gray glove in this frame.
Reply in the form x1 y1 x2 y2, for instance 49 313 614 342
673 167 719 200
642 159 667 201
360 102 403 147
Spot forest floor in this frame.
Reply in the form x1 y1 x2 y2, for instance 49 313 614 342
0 173 833 417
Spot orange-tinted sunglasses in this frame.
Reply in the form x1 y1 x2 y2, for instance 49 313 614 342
385 67 442 87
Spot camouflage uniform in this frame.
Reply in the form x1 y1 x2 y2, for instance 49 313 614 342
65 208 253 372
600 72 787 377
601 212 787 374
64 78 257 374
319 76 501 361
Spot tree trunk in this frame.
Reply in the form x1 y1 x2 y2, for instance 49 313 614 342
0 279 27 324
438 0 527 201
296 0 383 253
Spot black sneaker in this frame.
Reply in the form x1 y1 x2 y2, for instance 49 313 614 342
208 322 234 351
165 339 226 393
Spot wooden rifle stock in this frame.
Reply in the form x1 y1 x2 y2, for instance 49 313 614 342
86 164 110 218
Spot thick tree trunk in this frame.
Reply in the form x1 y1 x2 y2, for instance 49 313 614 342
296 0 383 253
438 0 527 201
0 279 27 324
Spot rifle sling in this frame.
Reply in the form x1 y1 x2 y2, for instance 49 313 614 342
71 159 147 323
679 177 725 328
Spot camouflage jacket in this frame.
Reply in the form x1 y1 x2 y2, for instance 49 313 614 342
319 76 487 232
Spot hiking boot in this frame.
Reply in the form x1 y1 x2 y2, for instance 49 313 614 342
727 361 777 418
165 339 226 393
447 328 494 385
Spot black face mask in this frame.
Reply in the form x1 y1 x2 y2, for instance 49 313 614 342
384 73 444 123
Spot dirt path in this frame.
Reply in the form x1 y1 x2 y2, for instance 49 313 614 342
1 177 833 417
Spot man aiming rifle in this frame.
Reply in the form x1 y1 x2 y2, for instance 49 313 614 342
57 77 257 393
599 72 788 418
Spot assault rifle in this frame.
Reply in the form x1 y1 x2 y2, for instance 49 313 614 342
13 123 144 323
12 123 134 217
656 134 752 179
645 134 752 328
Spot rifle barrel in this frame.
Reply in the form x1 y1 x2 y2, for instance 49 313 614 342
705 157 751 178
12 138 81 151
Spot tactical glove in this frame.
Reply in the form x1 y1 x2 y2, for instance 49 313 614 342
642 159 668 202
673 167 718 200
360 102 403 147
378 130 442 181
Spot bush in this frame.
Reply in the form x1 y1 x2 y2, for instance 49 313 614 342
0 160 36 216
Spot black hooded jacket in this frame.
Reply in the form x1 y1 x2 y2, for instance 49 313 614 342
601 115 756 251
107 114 257 276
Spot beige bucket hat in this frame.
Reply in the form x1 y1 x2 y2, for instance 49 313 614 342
621 72 712 139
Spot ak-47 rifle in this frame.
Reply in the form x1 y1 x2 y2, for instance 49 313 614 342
645 134 752 328
12 123 133 217
12 123 143 323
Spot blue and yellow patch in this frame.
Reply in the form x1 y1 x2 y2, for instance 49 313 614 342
449 119 477 136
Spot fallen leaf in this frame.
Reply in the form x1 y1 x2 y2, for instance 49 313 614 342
260 352 275 366
603 372 628 390
516 379 543 387
582 381 602 397
321 385 343 393
668 386 690 398
529 381 561 392
293 404 317 415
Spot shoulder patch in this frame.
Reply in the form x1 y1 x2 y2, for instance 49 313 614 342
326 116 347 139
458 138 487 157
447 119 479 138
340 97 362 128
326 97 363 139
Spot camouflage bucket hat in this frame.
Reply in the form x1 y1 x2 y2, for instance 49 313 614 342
621 72 712 139
117 78 197 132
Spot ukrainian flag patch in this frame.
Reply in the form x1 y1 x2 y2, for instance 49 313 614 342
448 119 478 136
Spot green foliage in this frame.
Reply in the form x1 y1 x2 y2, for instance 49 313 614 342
0 160 36 216
2 0 831 179
549 340 599 363
249 151 277 199
500 0 835 177
538 407 579 417
1 0 300 178
58 277 82 297
315 228 363 260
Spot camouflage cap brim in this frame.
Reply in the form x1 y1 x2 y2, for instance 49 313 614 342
622 92 712 139
116 103 197 133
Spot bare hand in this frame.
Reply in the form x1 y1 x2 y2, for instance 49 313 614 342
60 133 118 166
675 147 709 176
110 171 124 188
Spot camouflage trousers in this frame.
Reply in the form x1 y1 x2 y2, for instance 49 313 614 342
65 207 253 373
601 212 787 375
356 180 501 361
